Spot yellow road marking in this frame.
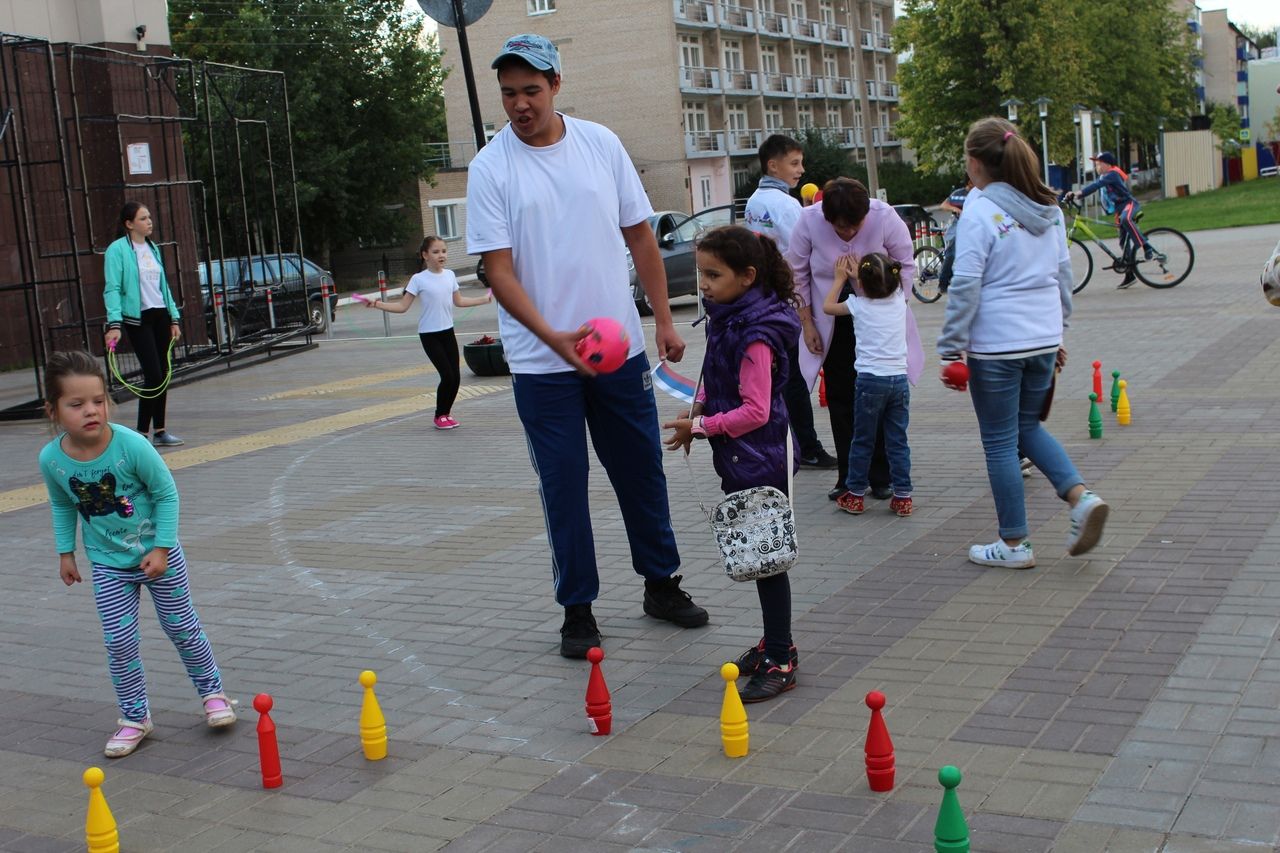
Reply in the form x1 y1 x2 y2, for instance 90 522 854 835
254 365 436 400
0 384 508 515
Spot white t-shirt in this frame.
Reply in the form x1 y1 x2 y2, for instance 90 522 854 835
134 242 166 309
850 292 908 376
405 268 459 334
744 185 802 254
466 115 650 374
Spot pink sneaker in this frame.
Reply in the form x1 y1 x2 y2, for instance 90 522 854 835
433 415 459 430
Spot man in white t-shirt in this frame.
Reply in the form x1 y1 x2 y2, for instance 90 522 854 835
467 34 708 658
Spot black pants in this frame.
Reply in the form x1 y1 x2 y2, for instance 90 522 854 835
419 328 461 418
783 341 824 458
757 572 792 663
123 308 173 434
823 315 889 490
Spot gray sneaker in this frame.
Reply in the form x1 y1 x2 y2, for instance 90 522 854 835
1066 491 1109 556
152 430 185 447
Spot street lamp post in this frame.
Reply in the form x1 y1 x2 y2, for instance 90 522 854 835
1111 110 1124 165
1157 115 1166 197
1035 96 1051 186
1072 103 1088 189
1092 108 1103 165
1000 97 1024 124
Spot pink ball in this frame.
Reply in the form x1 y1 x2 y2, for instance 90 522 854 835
575 316 630 373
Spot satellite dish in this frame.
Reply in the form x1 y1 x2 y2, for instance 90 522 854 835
416 0 493 28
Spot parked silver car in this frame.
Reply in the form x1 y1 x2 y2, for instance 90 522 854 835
628 204 739 315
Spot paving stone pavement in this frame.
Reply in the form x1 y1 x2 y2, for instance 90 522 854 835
1 223 1279 852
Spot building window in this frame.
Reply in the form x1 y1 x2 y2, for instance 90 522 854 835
760 44 778 74
683 101 709 132
765 104 784 131
790 1 806 19
797 103 814 129
722 39 743 71
826 106 843 127
819 0 834 25
823 51 838 78
793 50 810 77
699 175 713 209
875 57 887 82
527 0 555 14
433 203 458 240
726 104 748 132
680 34 703 68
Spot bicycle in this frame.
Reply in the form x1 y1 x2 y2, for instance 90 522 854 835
912 238 944 303
1061 198 1194 293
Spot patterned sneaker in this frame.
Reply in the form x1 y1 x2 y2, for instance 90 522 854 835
104 718 153 758
735 638 799 677
740 657 797 703
889 496 913 516
968 539 1036 569
836 491 865 515
1066 491 1110 556
202 693 237 728
433 415 459 430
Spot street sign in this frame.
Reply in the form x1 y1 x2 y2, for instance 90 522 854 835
416 0 492 28
1240 128 1251 142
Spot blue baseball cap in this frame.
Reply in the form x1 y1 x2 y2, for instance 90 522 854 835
1090 151 1117 166
491 34 561 75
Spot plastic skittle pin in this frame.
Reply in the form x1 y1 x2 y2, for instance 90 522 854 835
1088 393 1103 439
719 663 748 758
83 767 119 853
1117 380 1131 425
358 670 387 761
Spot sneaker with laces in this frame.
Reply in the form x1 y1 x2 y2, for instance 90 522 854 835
798 449 838 470
1118 269 1137 288
643 575 709 628
735 638 799 677
836 491 864 514
1066 490 1109 556
559 603 601 658
968 539 1036 569
889 496 913 516
152 430 184 447
105 718 153 758
740 656 797 703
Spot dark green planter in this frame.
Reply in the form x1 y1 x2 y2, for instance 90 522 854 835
462 341 509 376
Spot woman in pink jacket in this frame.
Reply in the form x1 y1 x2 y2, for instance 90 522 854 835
786 178 923 500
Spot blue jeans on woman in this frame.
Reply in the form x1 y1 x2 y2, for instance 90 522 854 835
846 373 912 497
967 353 1084 540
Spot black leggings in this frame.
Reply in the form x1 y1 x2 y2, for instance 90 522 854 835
123 308 173 434
758 573 793 663
419 328 461 417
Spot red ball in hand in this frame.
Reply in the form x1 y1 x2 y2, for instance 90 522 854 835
943 361 969 390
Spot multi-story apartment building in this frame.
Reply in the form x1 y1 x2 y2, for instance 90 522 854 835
1170 0 1207 115
1201 10 1261 136
434 0 901 216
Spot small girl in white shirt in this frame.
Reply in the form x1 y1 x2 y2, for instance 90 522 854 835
367 236 492 429
823 252 914 516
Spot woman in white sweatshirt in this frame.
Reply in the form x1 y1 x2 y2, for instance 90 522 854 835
937 117 1110 570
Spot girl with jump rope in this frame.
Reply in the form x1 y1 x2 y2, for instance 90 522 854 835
664 226 801 702
362 236 493 429
37 351 236 758
103 202 183 447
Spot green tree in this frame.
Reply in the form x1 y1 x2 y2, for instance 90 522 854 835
1209 102 1243 155
169 0 447 260
1263 106 1280 144
1237 23 1276 51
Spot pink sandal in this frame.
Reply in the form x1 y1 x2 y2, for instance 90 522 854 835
105 718 153 758
202 692 238 728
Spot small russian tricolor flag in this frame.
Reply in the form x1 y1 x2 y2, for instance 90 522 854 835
651 361 697 403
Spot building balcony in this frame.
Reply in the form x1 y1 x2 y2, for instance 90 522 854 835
825 77 853 98
822 23 850 45
789 76 824 97
685 130 726 157
727 128 764 155
1237 69 1248 82
860 29 893 51
723 69 761 93
791 16 822 41
679 65 723 92
865 80 898 100
718 1 755 31
424 140 478 169
674 0 717 27
872 126 900 146
761 72 790 95
815 126 857 148
757 9 790 37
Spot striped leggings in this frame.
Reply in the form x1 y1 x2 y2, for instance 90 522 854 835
91 543 223 722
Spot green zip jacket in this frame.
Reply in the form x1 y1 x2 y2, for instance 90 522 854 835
103 236 181 330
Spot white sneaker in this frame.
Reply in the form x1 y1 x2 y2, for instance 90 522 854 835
1066 491 1109 556
969 539 1036 569
1020 457 1033 478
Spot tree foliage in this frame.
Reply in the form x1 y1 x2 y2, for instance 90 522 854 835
1208 102 1242 155
895 0 1197 173
168 0 447 259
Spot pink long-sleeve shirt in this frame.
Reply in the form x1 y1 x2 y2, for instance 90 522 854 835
697 341 774 437
785 200 924 389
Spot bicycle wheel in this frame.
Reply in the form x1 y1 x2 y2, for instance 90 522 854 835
1136 228 1194 288
912 245 943 303
1068 238 1093 294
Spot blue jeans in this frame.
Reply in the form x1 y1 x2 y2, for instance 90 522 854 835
846 373 912 497
511 353 681 606
967 354 1084 539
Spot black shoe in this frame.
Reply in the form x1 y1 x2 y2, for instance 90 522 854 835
735 638 799 677
1118 269 1137 288
559 603 600 659
739 656 797 703
643 575 709 628
798 449 838 470
828 485 845 501
870 486 894 500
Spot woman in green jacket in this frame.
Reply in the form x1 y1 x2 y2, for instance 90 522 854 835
103 202 184 446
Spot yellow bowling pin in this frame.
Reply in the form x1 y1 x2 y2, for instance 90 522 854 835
358 670 388 760
719 663 749 758
1117 379 1131 425
83 767 119 853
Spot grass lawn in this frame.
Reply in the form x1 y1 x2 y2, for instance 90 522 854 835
1069 178 1280 239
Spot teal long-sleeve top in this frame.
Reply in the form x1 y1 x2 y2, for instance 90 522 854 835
103 236 181 330
39 424 180 567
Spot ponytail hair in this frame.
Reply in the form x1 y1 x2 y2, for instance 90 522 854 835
696 225 797 307
857 252 902 299
417 235 445 271
964 117 1057 206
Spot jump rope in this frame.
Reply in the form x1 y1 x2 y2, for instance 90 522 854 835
107 337 177 399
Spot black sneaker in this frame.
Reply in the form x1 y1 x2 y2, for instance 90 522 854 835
559 603 600 659
798 449 838 470
643 575 709 628
1118 269 1137 288
870 486 894 501
828 485 845 501
735 638 799 677
740 656 797 703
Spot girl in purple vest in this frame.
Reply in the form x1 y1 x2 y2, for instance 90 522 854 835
664 226 801 702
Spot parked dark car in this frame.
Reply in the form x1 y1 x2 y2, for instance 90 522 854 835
628 203 739 315
198 253 337 344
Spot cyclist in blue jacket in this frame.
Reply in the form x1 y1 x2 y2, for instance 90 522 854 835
1065 152 1153 288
